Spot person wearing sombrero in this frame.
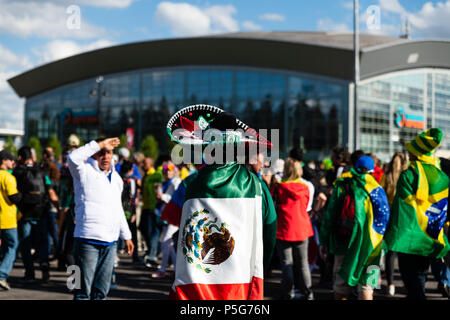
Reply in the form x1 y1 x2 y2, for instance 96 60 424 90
165 104 277 300
385 128 449 300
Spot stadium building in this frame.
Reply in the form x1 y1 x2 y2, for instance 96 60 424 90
7 31 450 161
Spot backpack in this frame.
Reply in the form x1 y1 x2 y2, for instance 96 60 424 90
121 177 136 220
14 165 47 218
335 179 356 243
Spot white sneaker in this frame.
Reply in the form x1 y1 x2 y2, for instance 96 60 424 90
114 255 120 268
388 284 395 296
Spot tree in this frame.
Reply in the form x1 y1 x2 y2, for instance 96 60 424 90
140 135 159 160
27 136 42 162
47 134 62 160
3 136 18 156
119 134 127 149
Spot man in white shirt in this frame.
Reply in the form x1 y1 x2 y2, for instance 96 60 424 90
68 137 134 300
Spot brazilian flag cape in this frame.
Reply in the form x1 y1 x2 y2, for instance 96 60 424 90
385 160 449 258
319 168 390 286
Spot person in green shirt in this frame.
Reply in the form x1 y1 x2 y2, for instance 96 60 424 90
384 128 449 300
139 157 163 267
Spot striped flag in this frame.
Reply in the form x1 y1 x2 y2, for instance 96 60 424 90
169 163 272 300
385 160 449 258
320 168 390 286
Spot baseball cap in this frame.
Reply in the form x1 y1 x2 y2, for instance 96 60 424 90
355 155 374 173
118 147 130 159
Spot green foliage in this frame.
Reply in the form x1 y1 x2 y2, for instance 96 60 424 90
119 134 127 149
47 134 62 160
27 136 42 162
140 135 159 160
3 136 17 156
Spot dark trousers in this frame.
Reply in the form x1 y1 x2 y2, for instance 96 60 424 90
398 252 431 300
385 251 397 285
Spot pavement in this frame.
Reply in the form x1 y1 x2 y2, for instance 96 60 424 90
0 251 448 300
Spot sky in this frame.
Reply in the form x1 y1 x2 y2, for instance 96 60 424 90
1 0 450 132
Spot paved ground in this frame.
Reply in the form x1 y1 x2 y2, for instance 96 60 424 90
0 251 448 300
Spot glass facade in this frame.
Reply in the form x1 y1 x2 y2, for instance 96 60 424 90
358 69 450 162
25 66 348 158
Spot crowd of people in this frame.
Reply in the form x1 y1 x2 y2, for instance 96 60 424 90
0 110 449 301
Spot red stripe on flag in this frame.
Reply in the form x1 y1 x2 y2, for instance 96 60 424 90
169 276 264 300
161 201 182 227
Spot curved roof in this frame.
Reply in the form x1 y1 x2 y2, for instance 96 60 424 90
7 31 450 98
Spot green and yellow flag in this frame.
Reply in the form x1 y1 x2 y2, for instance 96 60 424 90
319 168 390 286
384 160 449 258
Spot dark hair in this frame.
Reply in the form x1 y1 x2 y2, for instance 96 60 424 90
42 148 52 158
121 160 133 174
289 147 304 162
18 146 33 162
332 146 350 164
351 149 366 166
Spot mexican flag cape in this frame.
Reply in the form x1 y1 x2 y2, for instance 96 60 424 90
169 162 276 300
385 160 449 258
320 168 390 286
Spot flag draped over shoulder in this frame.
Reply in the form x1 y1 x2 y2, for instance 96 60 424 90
385 160 449 258
169 162 276 300
321 168 390 286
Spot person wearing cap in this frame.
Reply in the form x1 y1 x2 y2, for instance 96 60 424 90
67 137 134 300
385 128 449 300
319 155 390 300
166 104 277 300
0 150 21 290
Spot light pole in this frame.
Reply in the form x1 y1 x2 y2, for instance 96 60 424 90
353 0 360 151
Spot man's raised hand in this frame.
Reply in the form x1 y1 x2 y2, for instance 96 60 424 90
98 137 120 151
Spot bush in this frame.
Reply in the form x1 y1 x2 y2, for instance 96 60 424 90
47 134 62 160
3 136 18 156
27 136 42 162
140 135 159 160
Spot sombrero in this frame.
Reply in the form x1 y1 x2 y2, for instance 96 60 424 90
166 104 272 148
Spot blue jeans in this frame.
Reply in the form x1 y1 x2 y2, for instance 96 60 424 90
431 258 450 287
18 219 48 278
140 209 161 261
73 238 117 300
0 228 19 280
41 210 59 255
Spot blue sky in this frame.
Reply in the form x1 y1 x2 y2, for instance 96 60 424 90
1 0 450 131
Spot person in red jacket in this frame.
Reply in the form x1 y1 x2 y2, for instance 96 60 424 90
273 157 314 300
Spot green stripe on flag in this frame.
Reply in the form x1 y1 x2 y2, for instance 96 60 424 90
184 162 262 202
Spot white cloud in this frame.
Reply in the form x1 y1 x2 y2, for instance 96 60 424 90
0 0 106 39
379 0 407 15
0 45 29 130
34 39 115 64
342 1 354 10
8 0 136 9
154 2 239 37
259 13 285 22
317 18 351 32
378 0 450 39
242 21 262 31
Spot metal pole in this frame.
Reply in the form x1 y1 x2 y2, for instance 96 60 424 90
353 0 360 151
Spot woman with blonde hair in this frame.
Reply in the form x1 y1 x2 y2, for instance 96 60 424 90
273 157 314 300
380 151 408 296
